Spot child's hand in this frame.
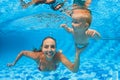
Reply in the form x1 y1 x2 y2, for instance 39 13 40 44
7 63 14 67
60 24 67 28
85 29 101 39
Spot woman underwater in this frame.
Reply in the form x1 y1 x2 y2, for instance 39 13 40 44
7 36 86 72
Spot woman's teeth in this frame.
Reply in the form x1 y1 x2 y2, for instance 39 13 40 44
47 52 53 56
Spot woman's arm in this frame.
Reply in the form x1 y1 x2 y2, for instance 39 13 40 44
7 51 39 67
59 47 86 73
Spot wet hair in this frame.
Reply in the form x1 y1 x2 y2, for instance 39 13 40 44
71 6 92 26
33 36 56 52
85 9 92 26
41 36 56 47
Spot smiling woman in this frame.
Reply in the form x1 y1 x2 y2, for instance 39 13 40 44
7 36 86 72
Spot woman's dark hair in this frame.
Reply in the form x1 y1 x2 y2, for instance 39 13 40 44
33 36 56 52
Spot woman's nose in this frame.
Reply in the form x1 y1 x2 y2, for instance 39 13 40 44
48 47 52 51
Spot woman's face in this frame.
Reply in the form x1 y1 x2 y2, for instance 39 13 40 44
42 38 56 60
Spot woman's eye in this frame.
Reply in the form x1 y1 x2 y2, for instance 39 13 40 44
72 20 78 23
44 45 55 49
51 45 55 48
44 45 49 48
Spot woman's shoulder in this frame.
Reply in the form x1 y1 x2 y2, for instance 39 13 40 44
32 51 44 57
54 51 68 62
53 52 62 62
54 51 64 59
56 50 63 56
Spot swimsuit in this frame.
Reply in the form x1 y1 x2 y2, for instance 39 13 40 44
38 67 42 71
38 64 57 71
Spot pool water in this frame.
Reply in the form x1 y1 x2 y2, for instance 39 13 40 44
0 0 120 80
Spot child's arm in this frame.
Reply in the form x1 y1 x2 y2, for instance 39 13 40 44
85 29 101 39
61 24 74 33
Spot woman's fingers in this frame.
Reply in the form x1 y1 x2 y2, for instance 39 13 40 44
7 63 14 67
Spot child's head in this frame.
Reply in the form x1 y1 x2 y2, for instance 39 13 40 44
71 8 92 30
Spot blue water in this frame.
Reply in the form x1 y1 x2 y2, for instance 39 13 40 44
0 0 120 80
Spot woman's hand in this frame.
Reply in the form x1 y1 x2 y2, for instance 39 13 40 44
7 63 14 67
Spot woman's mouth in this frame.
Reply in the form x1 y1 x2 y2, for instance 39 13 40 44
46 52 54 56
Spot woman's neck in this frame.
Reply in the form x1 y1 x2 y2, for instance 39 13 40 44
46 57 53 62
